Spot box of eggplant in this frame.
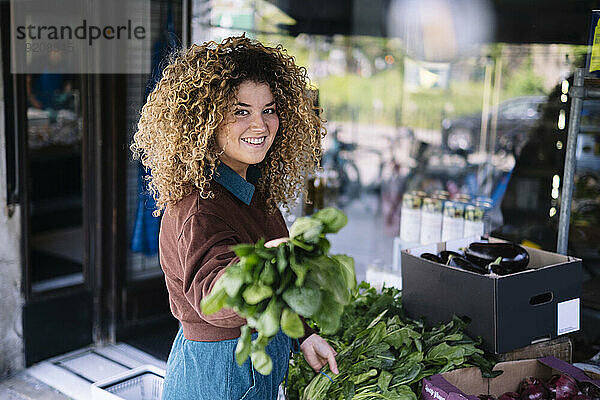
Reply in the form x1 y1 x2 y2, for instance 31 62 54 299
401 237 582 354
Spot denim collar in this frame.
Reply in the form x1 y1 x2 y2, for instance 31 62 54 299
214 162 260 205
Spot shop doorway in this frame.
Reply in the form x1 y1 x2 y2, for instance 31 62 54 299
19 70 94 366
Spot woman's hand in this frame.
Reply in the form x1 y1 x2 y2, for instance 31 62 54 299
300 334 339 374
264 237 288 248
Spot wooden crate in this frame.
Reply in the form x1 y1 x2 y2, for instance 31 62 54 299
496 336 572 363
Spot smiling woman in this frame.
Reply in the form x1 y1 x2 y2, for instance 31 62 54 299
131 34 324 216
130 35 338 400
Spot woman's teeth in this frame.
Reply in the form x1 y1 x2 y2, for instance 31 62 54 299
242 137 266 145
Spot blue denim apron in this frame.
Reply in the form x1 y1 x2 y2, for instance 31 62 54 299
162 327 291 400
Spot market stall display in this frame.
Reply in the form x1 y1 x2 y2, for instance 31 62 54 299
287 283 499 400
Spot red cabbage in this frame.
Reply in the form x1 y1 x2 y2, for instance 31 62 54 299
556 374 579 400
521 385 549 400
571 395 591 400
579 382 600 400
545 374 562 399
520 377 544 393
500 392 521 400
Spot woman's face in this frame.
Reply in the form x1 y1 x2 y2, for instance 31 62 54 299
216 81 279 179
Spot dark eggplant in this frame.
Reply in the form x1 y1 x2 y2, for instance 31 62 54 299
464 242 529 275
447 254 490 274
421 253 443 263
439 250 464 264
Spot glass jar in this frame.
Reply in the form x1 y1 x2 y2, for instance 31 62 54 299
420 195 443 244
399 192 422 243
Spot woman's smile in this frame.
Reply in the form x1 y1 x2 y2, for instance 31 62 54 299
241 136 267 146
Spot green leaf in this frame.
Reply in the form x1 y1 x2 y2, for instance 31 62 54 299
232 243 254 257
425 342 466 365
289 217 323 240
256 298 281 337
290 259 308 287
367 321 387 347
200 287 227 315
240 253 261 269
332 254 357 291
377 370 393 392
392 385 418 400
352 369 378 384
281 308 305 338
259 263 275 286
242 284 273 305
367 310 388 330
277 245 288 273
302 370 333 400
391 362 422 386
222 267 245 298
282 279 322 317
251 349 273 376
235 325 252 365
313 207 348 233
306 256 350 305
313 293 343 335
318 237 331 255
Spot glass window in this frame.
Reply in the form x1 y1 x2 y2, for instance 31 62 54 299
26 71 84 292
190 1 595 284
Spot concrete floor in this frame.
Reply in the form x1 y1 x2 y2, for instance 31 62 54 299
0 372 72 400
0 343 166 400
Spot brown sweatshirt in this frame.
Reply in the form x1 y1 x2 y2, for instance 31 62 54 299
158 164 313 342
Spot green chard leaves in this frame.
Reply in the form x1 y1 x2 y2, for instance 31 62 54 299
288 283 501 400
200 207 355 376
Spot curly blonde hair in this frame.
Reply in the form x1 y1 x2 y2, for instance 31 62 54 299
131 35 325 216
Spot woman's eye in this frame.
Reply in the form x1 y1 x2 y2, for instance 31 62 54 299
234 109 249 116
264 108 276 114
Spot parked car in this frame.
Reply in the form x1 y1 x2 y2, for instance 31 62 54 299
441 95 546 154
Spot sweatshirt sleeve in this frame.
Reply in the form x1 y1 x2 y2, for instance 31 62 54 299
177 212 246 328
300 318 315 343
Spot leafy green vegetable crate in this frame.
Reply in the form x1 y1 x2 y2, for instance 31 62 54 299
401 238 582 353
421 357 600 400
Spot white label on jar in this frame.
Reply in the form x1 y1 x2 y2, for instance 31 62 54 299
400 208 421 243
420 211 442 244
463 220 484 239
441 216 464 242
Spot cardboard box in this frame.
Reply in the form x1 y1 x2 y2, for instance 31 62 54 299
401 238 582 353
422 357 600 400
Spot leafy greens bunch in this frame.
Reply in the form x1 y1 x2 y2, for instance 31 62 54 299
201 207 356 376
288 282 501 400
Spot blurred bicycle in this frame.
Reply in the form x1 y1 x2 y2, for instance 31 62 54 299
321 125 362 208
